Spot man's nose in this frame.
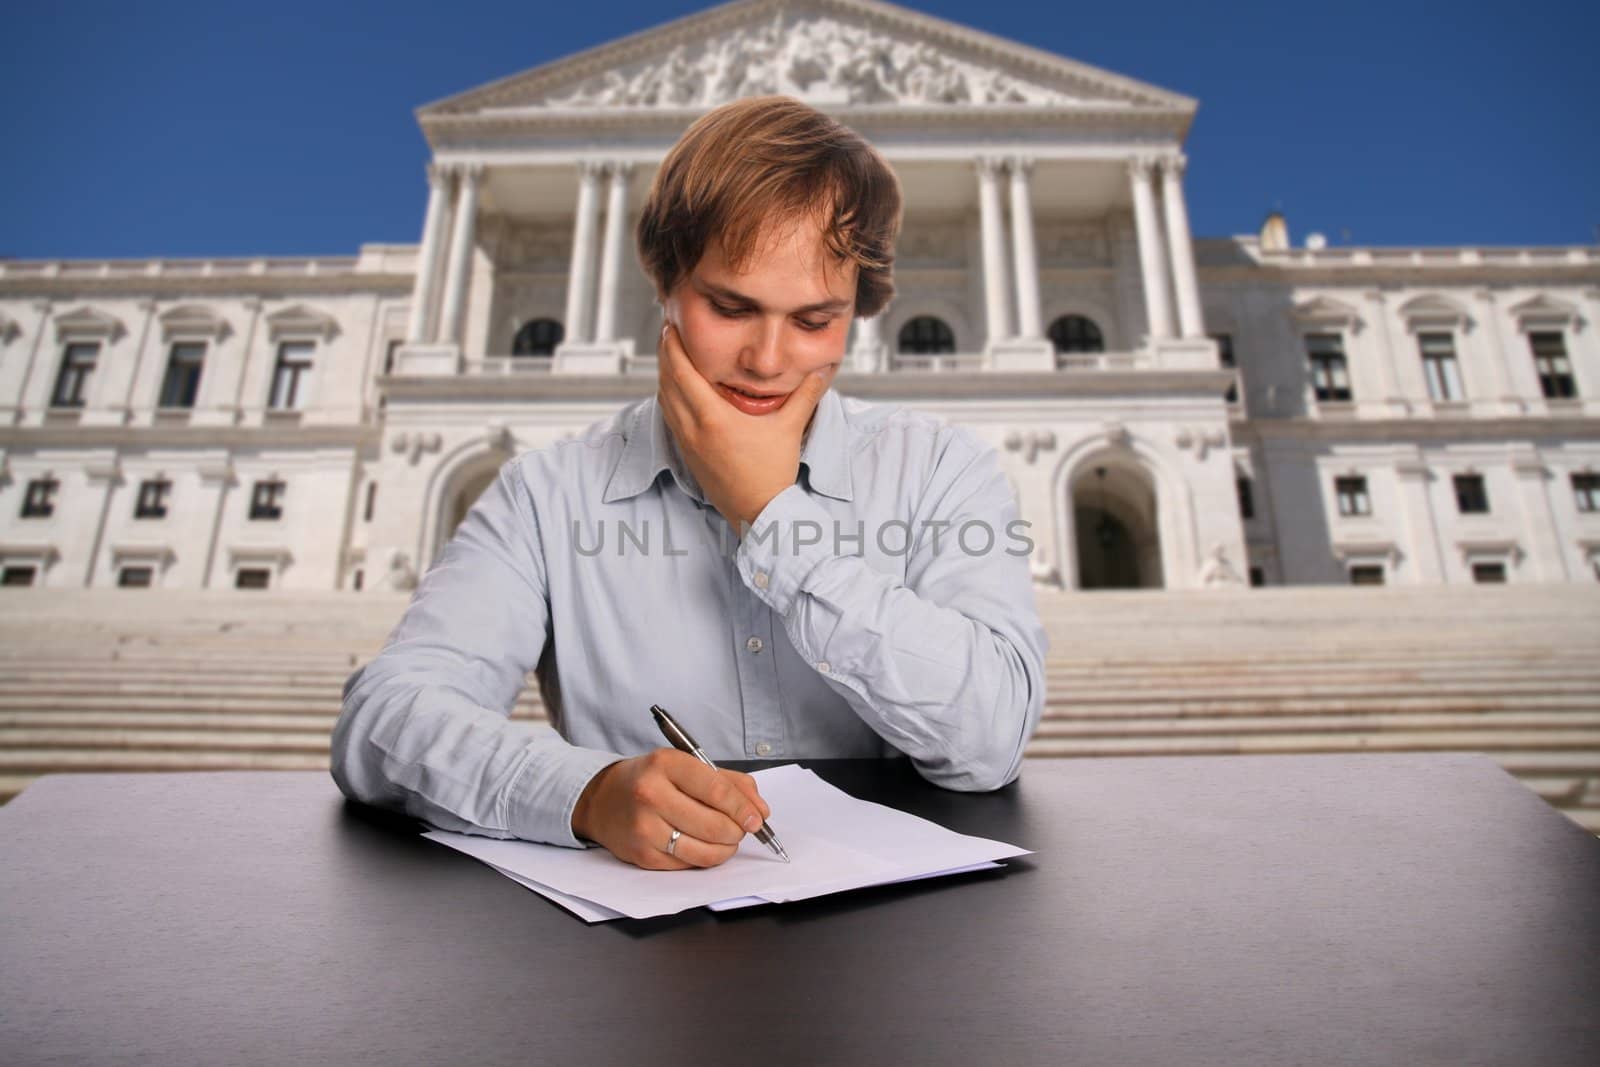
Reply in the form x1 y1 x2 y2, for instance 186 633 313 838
737 317 789 379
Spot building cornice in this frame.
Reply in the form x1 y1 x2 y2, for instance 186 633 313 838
0 424 379 450
420 103 1192 145
0 256 415 299
1231 414 1600 446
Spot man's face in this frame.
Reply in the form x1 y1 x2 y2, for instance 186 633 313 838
661 216 855 417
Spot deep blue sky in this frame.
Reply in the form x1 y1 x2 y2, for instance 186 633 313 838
4 0 1596 260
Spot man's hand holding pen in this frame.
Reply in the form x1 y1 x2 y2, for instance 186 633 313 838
570 750 771 870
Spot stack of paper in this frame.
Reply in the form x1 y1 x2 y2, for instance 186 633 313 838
422 763 1031 921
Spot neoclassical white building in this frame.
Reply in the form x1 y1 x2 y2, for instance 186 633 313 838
2 0 1598 594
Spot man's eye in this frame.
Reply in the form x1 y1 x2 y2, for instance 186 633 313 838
710 302 747 318
797 319 831 332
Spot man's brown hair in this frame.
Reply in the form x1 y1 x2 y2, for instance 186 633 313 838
635 95 902 319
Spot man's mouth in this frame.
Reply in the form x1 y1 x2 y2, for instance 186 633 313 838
717 382 792 414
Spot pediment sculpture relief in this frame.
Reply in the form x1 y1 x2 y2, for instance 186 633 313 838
541 14 1091 110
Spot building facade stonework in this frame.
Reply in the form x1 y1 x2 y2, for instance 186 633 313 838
2 0 1597 594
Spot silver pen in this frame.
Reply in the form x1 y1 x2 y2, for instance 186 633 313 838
649 703 791 863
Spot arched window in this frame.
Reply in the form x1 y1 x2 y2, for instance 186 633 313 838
1049 314 1104 354
512 318 563 356
897 316 955 355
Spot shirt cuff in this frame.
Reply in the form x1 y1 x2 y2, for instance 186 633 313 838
735 484 838 616
503 742 624 849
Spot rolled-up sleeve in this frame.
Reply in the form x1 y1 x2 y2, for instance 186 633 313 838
734 429 1048 791
330 459 620 847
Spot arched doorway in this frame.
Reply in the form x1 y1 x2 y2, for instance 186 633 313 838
446 467 498 542
1071 460 1164 589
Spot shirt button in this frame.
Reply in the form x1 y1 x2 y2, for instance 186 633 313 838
755 742 773 756
745 636 763 654
816 661 830 674
753 571 769 590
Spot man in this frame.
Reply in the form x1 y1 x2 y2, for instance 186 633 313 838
331 95 1048 871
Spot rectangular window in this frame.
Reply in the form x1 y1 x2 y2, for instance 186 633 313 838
118 566 154 588
158 342 206 409
1419 332 1464 402
1530 332 1576 399
1453 474 1489 515
50 342 100 408
235 567 271 590
1349 564 1385 586
1335 476 1371 517
383 338 402 376
135 479 171 519
1472 562 1507 584
1236 476 1255 520
352 568 364 592
1306 333 1351 402
268 341 314 410
1573 473 1600 513
22 478 58 518
363 481 377 523
1212 333 1239 403
2 566 37 587
249 480 285 521
1249 566 1265 587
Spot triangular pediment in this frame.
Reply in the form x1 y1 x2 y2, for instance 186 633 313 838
54 306 125 342
159 304 233 341
1290 296 1363 327
1398 294 1467 318
265 304 340 341
1508 294 1580 326
420 0 1193 122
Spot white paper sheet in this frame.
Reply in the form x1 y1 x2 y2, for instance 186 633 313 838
424 763 1031 921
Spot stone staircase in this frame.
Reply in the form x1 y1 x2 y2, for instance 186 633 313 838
1 584 1596 834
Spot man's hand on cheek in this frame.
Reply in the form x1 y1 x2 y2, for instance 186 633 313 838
656 319 836 531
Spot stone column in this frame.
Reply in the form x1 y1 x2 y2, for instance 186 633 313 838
1510 452 1572 581
1007 155 1043 339
1393 458 1445 583
437 164 484 347
1363 290 1409 415
1473 290 1524 415
563 160 606 346
81 459 121 588
198 459 235 589
1158 154 1204 339
851 314 884 372
593 161 633 344
976 156 1013 347
1128 156 1174 341
406 163 455 344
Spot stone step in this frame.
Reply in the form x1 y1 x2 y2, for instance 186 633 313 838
0 729 334 752
1 692 1592 722
6 727 1596 761
1023 735 1600 761
1032 712 1600 737
0 694 545 715
0 751 333 773
8 708 1599 736
0 710 543 731
1045 695 1597 718
3 661 1589 691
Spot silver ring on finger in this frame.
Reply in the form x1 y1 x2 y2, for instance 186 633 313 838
665 828 683 857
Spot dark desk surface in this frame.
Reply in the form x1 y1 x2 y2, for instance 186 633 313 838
2 754 1597 1066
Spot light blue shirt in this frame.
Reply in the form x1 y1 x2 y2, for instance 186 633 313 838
331 387 1048 848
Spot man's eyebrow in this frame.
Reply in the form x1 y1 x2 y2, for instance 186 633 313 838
697 280 852 315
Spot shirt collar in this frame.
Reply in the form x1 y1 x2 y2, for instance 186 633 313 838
603 388 855 506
